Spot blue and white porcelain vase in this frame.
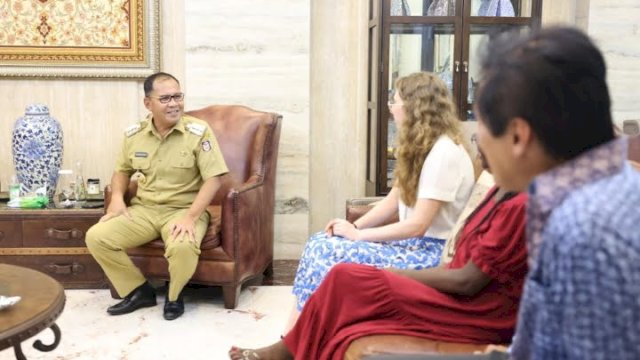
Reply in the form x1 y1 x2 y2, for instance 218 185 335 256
12 104 64 200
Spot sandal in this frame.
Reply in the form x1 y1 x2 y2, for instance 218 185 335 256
241 350 260 359
229 346 261 360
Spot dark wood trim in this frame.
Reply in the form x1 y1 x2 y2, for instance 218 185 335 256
385 16 458 23
464 17 533 25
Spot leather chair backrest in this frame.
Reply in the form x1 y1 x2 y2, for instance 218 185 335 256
186 105 277 205
629 135 640 163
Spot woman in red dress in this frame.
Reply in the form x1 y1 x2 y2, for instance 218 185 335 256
230 183 527 360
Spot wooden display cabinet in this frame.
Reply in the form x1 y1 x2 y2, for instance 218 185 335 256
366 0 542 195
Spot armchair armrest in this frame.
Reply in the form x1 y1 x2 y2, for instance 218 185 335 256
345 197 400 226
345 197 384 223
344 335 499 360
220 175 273 271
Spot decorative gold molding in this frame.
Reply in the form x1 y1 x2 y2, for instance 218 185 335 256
0 248 90 255
0 0 160 78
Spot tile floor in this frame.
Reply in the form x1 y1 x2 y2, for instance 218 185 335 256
0 260 299 360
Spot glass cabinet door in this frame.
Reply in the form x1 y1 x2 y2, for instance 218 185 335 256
390 0 457 16
385 23 456 188
464 24 531 120
369 0 542 195
470 0 533 17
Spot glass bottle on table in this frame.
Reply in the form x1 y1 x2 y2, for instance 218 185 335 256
74 161 86 204
9 175 21 201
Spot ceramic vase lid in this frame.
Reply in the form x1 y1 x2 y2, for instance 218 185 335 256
24 103 50 116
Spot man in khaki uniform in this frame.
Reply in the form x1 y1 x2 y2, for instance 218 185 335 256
86 72 228 320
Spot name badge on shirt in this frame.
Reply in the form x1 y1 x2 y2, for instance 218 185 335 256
135 152 148 158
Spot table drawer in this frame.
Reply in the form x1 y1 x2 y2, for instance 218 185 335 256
0 221 22 247
22 219 97 247
1 255 107 289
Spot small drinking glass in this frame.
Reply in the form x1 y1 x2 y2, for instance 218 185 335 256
55 170 75 208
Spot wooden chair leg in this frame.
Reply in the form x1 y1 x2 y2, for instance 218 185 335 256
222 284 240 309
108 282 122 299
263 261 274 277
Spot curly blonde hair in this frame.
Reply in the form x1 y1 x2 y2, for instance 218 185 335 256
393 72 467 207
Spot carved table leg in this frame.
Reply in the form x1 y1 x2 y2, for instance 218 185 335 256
33 323 61 352
13 343 26 360
11 323 61 360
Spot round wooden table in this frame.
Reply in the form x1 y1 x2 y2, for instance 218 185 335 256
0 264 65 360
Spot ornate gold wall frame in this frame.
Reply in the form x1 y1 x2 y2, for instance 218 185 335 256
0 0 160 78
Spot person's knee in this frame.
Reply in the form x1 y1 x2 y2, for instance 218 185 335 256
85 224 109 250
326 263 376 287
325 263 358 284
165 240 199 259
306 234 339 254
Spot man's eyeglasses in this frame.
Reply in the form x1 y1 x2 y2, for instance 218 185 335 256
149 93 185 104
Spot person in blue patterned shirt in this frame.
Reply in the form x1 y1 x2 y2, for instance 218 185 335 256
474 26 640 359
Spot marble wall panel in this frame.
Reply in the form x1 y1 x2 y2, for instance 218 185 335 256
184 0 310 258
588 0 640 125
542 0 579 26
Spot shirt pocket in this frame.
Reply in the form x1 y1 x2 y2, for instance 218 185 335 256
131 157 151 170
172 151 196 169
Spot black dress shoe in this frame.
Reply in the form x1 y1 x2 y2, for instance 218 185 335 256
107 282 157 316
163 293 185 321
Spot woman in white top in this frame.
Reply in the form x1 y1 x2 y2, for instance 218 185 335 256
289 72 474 324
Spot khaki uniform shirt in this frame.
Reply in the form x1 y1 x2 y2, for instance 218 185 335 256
115 114 228 207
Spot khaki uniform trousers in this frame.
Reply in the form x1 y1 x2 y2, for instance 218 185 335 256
86 205 209 301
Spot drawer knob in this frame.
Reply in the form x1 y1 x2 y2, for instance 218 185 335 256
46 228 84 240
45 263 85 275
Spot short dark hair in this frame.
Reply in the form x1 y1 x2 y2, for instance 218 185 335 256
476 26 614 160
143 72 180 96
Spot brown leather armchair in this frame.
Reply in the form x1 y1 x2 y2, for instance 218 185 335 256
104 105 282 309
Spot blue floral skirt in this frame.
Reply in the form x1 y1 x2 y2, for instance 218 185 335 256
292 232 445 310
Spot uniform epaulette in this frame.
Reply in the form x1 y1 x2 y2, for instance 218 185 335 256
124 123 142 137
186 122 206 136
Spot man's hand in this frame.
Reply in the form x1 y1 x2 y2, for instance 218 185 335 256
170 216 197 242
100 198 131 222
324 218 360 240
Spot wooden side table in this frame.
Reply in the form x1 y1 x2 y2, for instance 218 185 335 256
0 205 106 288
0 264 65 360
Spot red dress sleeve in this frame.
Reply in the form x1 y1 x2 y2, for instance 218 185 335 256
468 192 528 283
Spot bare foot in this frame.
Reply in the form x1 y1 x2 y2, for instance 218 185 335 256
228 341 293 360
